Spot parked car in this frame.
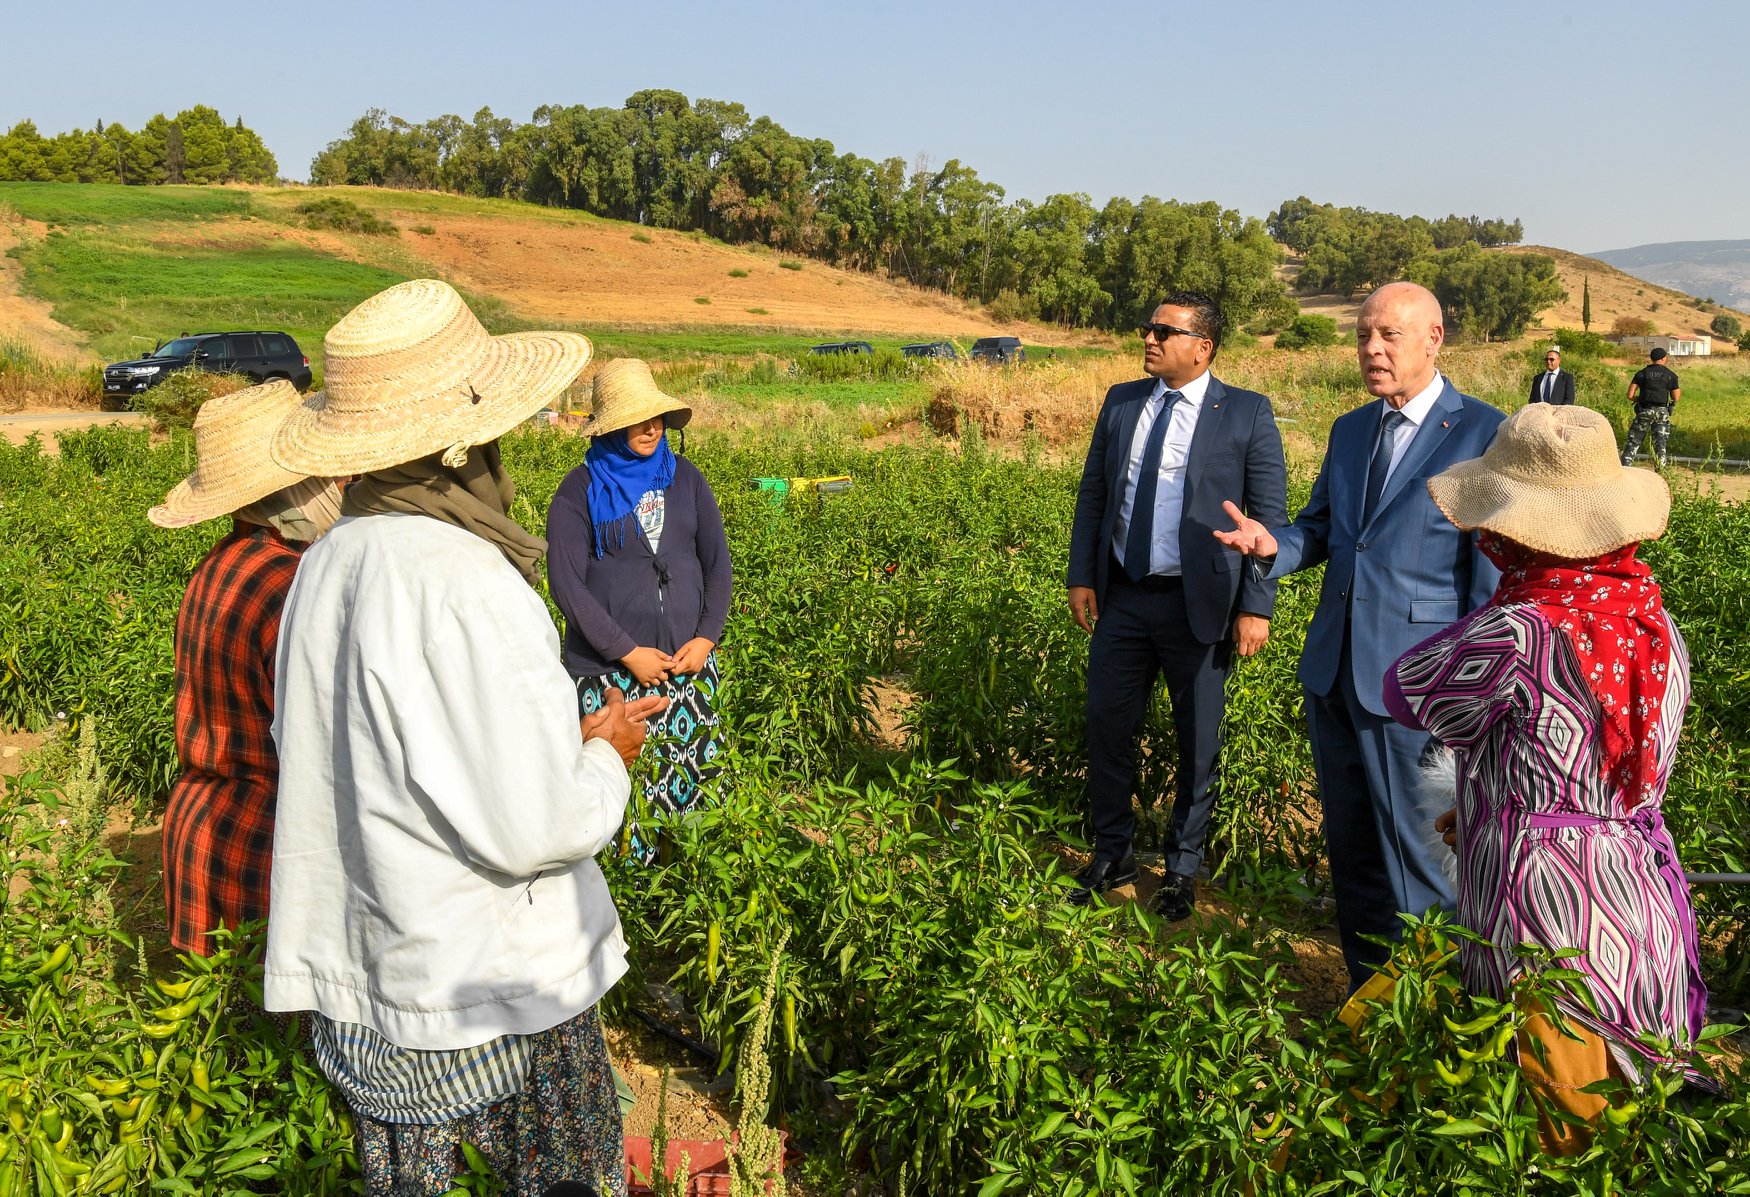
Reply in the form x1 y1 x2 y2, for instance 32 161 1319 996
900 341 961 361
102 331 313 410
807 341 874 356
970 336 1026 365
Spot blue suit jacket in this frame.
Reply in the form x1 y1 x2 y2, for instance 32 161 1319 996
1068 375 1288 645
1269 379 1505 715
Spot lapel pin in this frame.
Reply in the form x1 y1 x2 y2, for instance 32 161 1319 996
1441 420 1449 428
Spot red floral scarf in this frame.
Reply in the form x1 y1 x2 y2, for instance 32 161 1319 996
1478 532 1672 810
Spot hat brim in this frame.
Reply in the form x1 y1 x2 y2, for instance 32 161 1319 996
148 379 312 528
580 397 693 438
1427 458 1670 558
271 330 592 476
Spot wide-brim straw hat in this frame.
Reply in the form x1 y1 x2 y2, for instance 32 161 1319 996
149 379 312 528
1427 403 1669 558
272 279 592 475
578 358 692 437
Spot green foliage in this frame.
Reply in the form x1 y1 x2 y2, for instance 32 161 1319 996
1710 313 1742 340
1410 246 1566 341
631 231 653 244
1245 292 1300 336
1614 315 1656 337
0 109 276 185
777 259 803 271
790 348 913 382
728 268 750 278
1274 314 1340 350
1582 275 1592 331
295 196 398 235
0 182 253 225
0 767 358 1193
131 369 253 432
1552 327 1609 358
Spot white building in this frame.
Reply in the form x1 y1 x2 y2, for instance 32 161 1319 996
1614 333 1713 357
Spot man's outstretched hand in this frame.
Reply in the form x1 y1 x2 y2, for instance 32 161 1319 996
580 688 670 768
1213 500 1278 559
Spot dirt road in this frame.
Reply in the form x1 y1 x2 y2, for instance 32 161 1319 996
1 410 149 449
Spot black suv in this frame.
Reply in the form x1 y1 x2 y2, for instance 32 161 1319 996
807 341 874 356
970 336 1026 365
901 341 961 360
103 332 313 409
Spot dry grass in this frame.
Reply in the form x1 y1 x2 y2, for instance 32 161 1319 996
0 340 101 412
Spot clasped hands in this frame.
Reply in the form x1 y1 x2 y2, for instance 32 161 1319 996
621 638 715 687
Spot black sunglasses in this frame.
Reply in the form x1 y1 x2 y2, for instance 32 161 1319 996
1138 321 1208 343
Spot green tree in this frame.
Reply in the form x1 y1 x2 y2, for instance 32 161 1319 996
1410 244 1565 341
1709 313 1741 340
1582 276 1592 332
0 120 51 181
175 105 232 183
1275 313 1340 349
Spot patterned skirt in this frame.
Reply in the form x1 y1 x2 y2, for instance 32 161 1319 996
576 652 723 866
352 1007 625 1197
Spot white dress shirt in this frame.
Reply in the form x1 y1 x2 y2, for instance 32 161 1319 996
1112 370 1210 577
1540 369 1559 402
1379 371 1446 487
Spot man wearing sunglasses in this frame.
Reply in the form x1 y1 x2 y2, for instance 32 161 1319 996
1529 347 1575 405
1066 290 1287 920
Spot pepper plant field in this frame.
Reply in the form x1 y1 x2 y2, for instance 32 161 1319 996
2 420 1749 1193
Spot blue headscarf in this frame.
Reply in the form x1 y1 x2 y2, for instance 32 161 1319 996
584 426 676 557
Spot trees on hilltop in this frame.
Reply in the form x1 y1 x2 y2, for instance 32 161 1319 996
0 109 277 186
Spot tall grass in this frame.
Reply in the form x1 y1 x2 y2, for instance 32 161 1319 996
0 182 254 225
0 340 100 411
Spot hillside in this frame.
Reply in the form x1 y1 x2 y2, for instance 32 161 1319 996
1590 239 1750 312
1505 244 1748 347
0 183 1083 369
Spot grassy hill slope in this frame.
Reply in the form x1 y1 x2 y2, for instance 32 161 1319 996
0 183 1080 370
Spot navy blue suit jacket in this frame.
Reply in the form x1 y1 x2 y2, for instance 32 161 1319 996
1068 375 1288 645
1268 379 1505 715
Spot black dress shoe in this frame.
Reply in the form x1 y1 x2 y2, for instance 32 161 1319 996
1068 851 1138 906
1151 871 1195 922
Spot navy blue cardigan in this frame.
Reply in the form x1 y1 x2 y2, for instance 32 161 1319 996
546 457 733 679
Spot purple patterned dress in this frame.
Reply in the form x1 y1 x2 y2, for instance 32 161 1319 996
1385 603 1707 1076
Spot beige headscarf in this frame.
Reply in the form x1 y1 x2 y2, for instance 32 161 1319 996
232 476 344 543
340 441 546 586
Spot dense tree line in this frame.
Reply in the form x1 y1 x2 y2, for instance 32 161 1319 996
308 92 1292 333
0 107 277 185
1267 197 1555 340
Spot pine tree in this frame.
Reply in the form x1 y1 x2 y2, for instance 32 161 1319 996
1582 276 1592 332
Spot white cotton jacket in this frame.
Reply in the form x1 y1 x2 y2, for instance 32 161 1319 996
264 513 630 1050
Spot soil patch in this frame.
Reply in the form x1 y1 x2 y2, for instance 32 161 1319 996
0 410 150 450
0 219 90 364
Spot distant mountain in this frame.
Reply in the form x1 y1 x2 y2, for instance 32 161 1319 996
1589 240 1750 312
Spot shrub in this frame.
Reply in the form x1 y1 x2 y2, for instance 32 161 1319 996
294 196 396 235
1275 313 1341 350
746 307 769 315
1709 313 1742 340
778 259 803 271
131 369 252 431
728 268 750 278
1613 315 1656 337
631 231 652 244
694 296 711 305
1739 329 1750 351
1553 328 1610 358
792 348 912 382
412 224 436 236
985 288 1038 323
1245 292 1301 336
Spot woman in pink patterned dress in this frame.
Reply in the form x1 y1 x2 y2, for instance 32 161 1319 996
1382 403 1707 1152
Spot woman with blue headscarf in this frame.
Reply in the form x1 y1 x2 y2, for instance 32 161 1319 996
547 360 732 864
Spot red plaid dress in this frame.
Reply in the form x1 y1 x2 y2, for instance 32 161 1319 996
162 523 304 954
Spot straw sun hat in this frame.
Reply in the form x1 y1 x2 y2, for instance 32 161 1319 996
1427 403 1669 559
149 380 312 528
578 358 692 437
272 279 592 475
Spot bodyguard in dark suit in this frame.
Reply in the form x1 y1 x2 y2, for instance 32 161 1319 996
1217 283 1504 987
1528 347 1576 405
1066 291 1288 918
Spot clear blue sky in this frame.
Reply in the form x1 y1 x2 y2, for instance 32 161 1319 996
3 0 1744 253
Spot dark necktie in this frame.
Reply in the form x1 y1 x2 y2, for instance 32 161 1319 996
1544 373 1554 401
1123 389 1182 581
1362 410 1408 526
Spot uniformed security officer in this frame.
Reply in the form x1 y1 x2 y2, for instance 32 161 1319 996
1621 347 1681 469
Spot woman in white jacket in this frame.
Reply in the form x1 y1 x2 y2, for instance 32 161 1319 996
265 280 663 1197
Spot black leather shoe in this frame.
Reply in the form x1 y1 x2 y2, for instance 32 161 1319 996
1067 851 1138 906
1151 871 1195 922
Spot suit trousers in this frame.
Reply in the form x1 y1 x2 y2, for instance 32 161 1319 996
1307 627 1456 989
1085 569 1232 875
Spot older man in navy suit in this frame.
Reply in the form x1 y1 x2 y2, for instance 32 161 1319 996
1217 282 1504 987
1066 290 1287 919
